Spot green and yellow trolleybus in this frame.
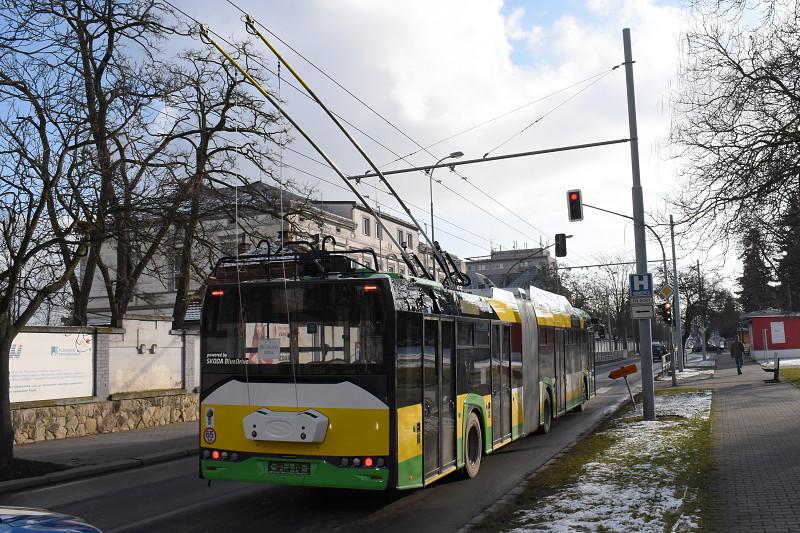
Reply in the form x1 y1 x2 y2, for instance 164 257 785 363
199 244 595 490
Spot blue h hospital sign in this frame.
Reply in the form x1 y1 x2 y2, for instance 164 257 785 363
629 273 653 298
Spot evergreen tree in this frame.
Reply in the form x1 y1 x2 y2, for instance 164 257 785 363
737 228 774 312
776 195 800 311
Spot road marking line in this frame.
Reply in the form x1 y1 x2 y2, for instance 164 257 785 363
596 386 611 394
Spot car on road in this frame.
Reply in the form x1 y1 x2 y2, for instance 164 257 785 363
652 342 667 361
0 507 101 532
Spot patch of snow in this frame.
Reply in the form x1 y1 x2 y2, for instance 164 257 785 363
506 392 710 533
685 359 715 368
656 368 714 381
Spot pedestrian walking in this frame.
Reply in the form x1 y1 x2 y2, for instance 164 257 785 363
731 337 745 375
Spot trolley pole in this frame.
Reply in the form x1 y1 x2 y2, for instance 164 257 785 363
671 215 685 372
623 28 655 421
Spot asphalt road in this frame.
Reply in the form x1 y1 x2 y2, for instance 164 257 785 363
1 358 649 533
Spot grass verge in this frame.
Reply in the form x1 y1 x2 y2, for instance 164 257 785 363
474 390 712 532
781 367 800 389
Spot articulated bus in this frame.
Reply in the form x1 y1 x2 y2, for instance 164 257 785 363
199 247 595 490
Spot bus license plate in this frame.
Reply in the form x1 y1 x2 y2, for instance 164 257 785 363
268 461 311 475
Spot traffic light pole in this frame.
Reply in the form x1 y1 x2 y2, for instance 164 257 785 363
671 215 685 372
623 28 656 421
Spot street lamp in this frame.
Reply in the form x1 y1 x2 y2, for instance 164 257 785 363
429 151 463 279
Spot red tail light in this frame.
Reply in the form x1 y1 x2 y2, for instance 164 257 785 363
210 289 225 297
211 450 220 460
364 457 374 468
363 284 378 292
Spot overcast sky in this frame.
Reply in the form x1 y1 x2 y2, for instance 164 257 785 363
172 0 734 286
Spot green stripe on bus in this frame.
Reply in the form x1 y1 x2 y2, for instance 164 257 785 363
396 454 423 490
201 458 389 491
459 393 489 462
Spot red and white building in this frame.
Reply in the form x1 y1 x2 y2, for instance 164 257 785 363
742 310 800 363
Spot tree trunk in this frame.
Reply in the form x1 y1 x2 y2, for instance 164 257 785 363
0 311 15 467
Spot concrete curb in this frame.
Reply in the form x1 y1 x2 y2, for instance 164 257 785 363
456 395 633 533
0 448 197 496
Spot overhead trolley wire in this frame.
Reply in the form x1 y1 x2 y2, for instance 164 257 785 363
222 0 607 247
171 1 608 267
173 1 534 253
282 160 490 252
481 64 623 159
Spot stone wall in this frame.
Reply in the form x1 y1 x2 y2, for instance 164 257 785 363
12 391 198 445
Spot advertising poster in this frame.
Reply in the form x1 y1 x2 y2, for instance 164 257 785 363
770 321 786 344
9 332 94 403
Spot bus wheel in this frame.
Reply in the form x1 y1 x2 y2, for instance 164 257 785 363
463 411 482 479
541 395 552 434
576 379 589 412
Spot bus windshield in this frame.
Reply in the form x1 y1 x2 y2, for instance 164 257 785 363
202 281 386 373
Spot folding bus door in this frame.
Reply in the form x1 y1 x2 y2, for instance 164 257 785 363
423 317 440 480
555 329 567 413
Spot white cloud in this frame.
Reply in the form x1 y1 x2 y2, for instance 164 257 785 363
179 0 730 283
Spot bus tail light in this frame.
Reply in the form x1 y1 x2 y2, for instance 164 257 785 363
363 457 373 468
210 289 225 297
211 450 220 460
363 284 378 292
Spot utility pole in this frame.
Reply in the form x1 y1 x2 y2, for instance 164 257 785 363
698 258 706 361
623 28 655 420
671 215 684 371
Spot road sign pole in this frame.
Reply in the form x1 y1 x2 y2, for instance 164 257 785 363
623 28 655 421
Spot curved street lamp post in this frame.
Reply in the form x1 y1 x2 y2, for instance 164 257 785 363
429 151 463 279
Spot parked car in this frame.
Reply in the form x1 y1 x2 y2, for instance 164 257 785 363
0 507 101 532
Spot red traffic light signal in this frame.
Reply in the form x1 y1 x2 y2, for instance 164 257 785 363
660 302 673 325
567 189 583 221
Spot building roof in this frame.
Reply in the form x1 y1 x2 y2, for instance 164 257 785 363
742 309 800 319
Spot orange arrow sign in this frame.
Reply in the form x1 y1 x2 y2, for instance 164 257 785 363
608 364 638 379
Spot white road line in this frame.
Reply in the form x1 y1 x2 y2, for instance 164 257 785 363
596 386 611 394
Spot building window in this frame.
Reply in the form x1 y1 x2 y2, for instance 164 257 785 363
399 267 405 275
376 222 382 240
363 217 371 237
406 232 414 249
388 266 394 273
397 229 404 247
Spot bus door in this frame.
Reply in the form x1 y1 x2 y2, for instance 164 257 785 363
555 329 567 413
423 317 440 480
491 324 501 445
500 325 512 439
491 324 512 444
440 319 456 471
424 317 456 480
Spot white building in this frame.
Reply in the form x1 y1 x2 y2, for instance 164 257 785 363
84 187 462 323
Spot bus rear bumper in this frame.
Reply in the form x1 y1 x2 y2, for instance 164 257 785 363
201 457 390 490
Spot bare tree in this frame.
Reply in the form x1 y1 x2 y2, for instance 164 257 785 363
670 0 800 248
0 36 90 466
158 45 317 330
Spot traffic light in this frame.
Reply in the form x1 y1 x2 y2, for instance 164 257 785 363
555 233 567 257
660 302 673 325
567 189 583 221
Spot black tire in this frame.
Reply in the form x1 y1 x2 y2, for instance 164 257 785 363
540 394 552 434
576 379 589 412
463 411 482 479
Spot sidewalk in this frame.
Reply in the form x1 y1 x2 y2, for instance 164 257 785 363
708 353 800 532
0 421 197 494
